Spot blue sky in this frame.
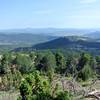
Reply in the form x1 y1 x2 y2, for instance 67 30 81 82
0 0 100 29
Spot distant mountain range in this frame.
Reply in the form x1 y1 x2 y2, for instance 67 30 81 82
0 28 96 36
0 28 100 52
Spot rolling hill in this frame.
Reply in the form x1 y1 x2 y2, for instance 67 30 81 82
32 36 100 50
13 36 100 51
0 33 56 45
85 31 100 39
0 33 56 52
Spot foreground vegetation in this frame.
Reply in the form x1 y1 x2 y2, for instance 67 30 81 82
0 50 100 100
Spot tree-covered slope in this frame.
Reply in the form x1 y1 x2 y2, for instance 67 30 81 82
33 36 100 50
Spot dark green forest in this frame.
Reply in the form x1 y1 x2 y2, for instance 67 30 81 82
0 50 100 100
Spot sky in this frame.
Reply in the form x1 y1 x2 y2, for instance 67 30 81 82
0 0 100 29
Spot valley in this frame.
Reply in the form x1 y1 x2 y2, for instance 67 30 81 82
0 30 100 100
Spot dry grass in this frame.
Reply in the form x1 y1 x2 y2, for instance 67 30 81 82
0 91 19 100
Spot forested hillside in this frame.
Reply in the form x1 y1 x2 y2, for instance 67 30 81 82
33 36 100 49
0 50 100 100
14 36 100 56
1 0 100 99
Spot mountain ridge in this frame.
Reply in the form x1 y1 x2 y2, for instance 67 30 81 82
0 28 96 36
13 36 100 53
33 36 100 50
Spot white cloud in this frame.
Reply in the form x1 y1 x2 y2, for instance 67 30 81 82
80 0 98 4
